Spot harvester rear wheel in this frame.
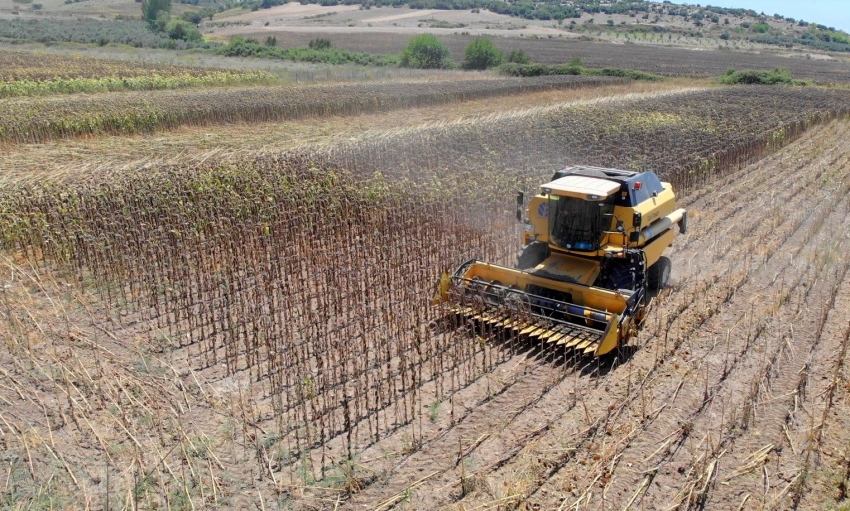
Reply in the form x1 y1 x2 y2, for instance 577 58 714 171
647 256 671 290
516 241 550 270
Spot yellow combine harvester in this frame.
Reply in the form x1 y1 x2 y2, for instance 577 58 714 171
433 166 687 357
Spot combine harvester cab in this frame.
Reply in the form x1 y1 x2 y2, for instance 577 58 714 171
434 166 687 357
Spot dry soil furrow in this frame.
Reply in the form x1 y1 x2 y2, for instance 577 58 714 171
672 121 839 271
794 282 850 510
628 194 850 511
557 204 844 510
666 148 850 510
464 119 848 508
639 120 850 361
781 273 850 508
600 139 850 508
342 348 572 509
536 130 850 510
361 353 630 509
708 253 850 510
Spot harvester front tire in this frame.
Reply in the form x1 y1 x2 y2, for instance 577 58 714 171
516 241 550 270
647 256 671 290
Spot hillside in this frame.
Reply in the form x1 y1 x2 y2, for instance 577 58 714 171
2 0 849 56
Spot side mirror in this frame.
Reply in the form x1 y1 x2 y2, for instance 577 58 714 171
629 232 640 243
516 191 524 222
617 220 624 233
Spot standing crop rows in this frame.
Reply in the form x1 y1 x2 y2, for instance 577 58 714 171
0 160 527 482
0 50 243 82
0 75 620 143
0 50 276 98
317 86 850 197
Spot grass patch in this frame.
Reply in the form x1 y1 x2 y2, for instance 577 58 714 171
719 67 808 85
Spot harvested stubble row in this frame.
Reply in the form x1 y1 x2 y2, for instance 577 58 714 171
0 75 622 143
3 86 850 484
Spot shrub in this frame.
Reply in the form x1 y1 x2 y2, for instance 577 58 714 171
218 37 397 66
498 62 581 77
0 19 212 49
752 22 769 33
507 48 532 64
463 37 503 70
166 18 201 41
308 37 332 50
400 34 450 69
499 62 662 81
181 10 202 24
720 67 798 85
596 67 662 81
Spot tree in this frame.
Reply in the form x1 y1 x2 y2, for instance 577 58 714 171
463 37 503 70
400 34 450 69
142 0 170 23
153 10 171 32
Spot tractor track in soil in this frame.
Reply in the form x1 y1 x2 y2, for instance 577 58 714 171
339 118 850 511
343 351 571 509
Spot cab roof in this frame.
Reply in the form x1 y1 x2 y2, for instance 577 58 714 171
540 175 621 201
546 165 667 206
